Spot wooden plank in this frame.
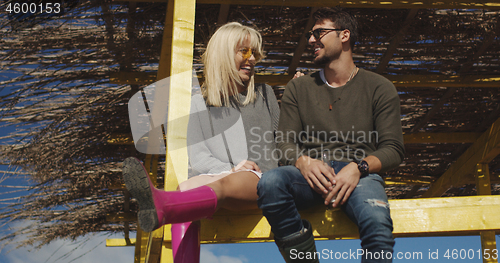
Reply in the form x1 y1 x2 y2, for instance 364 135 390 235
403 132 481 144
287 7 318 75
163 0 196 190
106 212 136 222
189 195 500 243
147 228 165 263
110 72 500 88
119 0 500 9
159 0 197 262
217 4 230 25
480 231 498 263
109 196 500 241
375 9 419 74
110 71 157 85
390 196 500 237
422 117 500 197
106 238 137 247
390 75 500 88
475 164 498 263
384 176 434 185
108 132 484 145
476 163 492 196
134 228 146 263
107 133 134 145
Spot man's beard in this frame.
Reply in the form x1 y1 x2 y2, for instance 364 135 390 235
314 55 330 67
313 50 339 67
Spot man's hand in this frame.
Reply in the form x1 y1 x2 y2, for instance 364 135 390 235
295 156 336 195
324 162 360 207
231 160 261 173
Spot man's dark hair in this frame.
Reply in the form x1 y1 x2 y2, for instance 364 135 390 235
313 7 358 49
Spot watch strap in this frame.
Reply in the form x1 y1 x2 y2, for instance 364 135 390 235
354 159 370 178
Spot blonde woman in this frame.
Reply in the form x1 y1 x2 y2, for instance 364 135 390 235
123 22 279 262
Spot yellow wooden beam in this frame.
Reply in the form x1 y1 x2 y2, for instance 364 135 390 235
422 117 500 197
198 0 500 9
287 7 317 75
109 196 500 242
107 176 496 197
147 228 165 263
130 156 163 263
464 174 500 185
134 228 146 263
475 164 498 263
140 1 176 262
476 163 492 195
384 176 434 185
121 0 500 9
217 4 230 25
106 212 136 222
163 0 195 188
376 9 419 74
480 231 498 263
106 238 137 247
143 155 159 187
389 75 500 88
107 133 133 145
111 72 500 88
110 72 157 85
108 132 485 146
186 196 500 243
109 182 126 189
403 132 481 144
390 196 500 237
159 0 197 262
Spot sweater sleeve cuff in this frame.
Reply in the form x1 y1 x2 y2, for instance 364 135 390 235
370 149 403 173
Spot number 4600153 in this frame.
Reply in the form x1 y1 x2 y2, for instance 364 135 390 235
6 3 61 14
443 249 498 260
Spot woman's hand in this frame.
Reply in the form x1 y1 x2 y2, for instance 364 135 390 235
231 160 261 173
293 71 305 79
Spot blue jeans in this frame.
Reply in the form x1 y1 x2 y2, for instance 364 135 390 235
257 162 395 263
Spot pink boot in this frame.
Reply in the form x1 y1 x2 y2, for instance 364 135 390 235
123 157 218 232
172 222 200 263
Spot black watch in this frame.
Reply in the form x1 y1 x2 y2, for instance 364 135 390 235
355 159 370 178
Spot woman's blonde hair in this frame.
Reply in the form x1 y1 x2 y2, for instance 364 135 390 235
201 22 264 107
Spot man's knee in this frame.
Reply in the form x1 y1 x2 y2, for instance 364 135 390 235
358 200 393 239
365 200 391 223
258 166 291 192
257 166 298 209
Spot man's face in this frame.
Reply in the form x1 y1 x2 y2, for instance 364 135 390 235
308 20 344 66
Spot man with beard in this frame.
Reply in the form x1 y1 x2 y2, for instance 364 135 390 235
257 7 405 263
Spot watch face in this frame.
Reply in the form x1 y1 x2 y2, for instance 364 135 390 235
358 160 369 177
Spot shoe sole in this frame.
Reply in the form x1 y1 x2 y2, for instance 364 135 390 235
122 157 159 232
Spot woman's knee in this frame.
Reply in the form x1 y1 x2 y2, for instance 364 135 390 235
178 180 196 191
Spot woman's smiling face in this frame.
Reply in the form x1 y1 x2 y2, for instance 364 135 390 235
234 38 256 86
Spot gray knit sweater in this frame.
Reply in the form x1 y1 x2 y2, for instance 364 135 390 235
187 84 280 176
278 69 405 173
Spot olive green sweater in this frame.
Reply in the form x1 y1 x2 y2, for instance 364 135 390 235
277 68 405 173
